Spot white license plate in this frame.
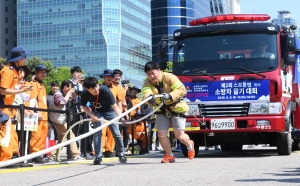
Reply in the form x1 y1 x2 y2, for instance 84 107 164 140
211 118 235 130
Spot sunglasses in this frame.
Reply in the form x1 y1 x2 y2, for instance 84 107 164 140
258 43 266 47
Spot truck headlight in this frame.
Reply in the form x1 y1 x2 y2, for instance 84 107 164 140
249 103 269 114
249 102 282 114
185 105 200 116
268 102 282 114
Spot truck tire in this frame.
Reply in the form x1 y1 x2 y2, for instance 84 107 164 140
276 132 292 155
181 142 199 157
292 140 300 151
182 144 188 157
231 144 243 151
221 144 231 152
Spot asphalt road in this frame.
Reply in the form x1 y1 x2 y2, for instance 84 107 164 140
0 146 300 186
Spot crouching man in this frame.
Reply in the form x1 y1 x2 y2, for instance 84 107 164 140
80 77 127 165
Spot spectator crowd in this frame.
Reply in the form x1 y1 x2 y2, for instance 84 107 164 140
0 46 169 168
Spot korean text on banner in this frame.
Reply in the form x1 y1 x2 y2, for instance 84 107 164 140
24 113 38 131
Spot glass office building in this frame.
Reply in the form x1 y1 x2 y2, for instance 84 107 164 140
17 0 151 86
210 0 240 15
151 0 210 62
272 11 300 36
0 0 17 58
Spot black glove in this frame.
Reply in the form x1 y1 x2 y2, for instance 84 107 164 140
147 94 155 104
162 93 171 101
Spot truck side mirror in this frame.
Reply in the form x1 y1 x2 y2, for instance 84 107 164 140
158 59 167 70
285 54 296 66
169 41 177 49
158 41 167 59
288 33 296 52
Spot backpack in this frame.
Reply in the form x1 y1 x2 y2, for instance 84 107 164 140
50 91 66 125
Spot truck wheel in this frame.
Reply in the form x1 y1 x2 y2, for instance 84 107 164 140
231 144 243 151
181 143 188 157
276 132 292 155
221 144 231 152
194 143 199 156
181 142 199 157
292 140 300 151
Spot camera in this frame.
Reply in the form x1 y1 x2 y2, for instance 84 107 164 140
121 80 130 85
72 84 82 95
75 89 82 95
11 116 18 125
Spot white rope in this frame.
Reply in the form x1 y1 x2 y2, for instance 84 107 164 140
0 95 163 168
57 101 163 163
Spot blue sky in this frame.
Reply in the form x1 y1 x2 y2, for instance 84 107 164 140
240 0 300 22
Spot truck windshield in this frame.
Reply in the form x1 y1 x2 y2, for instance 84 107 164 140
173 33 278 76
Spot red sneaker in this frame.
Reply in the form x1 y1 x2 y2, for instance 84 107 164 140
188 140 195 160
161 153 175 163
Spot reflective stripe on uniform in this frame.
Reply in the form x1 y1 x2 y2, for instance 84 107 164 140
173 104 188 113
142 87 151 94
152 127 200 132
171 82 182 90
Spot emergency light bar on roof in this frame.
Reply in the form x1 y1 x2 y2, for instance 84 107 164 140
189 14 271 26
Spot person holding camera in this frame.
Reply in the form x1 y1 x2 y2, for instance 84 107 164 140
0 47 32 165
81 77 127 165
48 80 85 161
70 66 83 140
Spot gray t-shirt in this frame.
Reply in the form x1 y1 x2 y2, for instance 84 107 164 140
251 52 275 60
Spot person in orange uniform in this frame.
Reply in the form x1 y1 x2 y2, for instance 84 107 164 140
0 46 32 167
13 65 34 156
100 69 124 157
112 69 127 119
127 112 149 155
129 86 141 118
29 64 50 163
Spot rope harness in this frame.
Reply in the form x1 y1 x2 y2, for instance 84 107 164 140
153 82 185 118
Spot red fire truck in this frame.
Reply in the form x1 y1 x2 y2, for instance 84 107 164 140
158 14 300 156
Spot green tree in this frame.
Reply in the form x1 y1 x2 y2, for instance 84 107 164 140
26 56 72 93
0 57 6 63
0 57 6 70
163 61 173 72
26 56 52 72
98 79 104 85
44 66 72 93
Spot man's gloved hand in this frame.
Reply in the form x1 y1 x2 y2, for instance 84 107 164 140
147 94 156 104
162 93 171 101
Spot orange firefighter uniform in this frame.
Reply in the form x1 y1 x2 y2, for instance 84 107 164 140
130 97 141 117
0 64 20 161
127 121 149 150
29 78 48 153
102 83 125 154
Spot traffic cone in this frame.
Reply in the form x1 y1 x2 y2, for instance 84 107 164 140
46 127 56 156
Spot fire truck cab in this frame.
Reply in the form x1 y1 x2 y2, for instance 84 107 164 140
159 14 300 156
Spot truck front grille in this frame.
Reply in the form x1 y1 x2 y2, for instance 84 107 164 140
199 103 250 117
